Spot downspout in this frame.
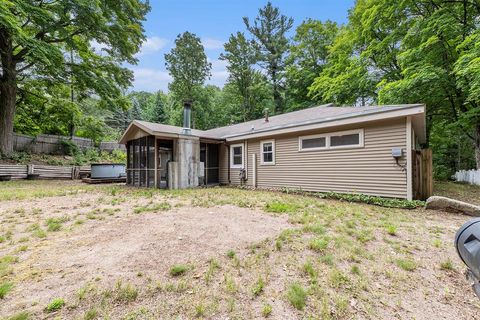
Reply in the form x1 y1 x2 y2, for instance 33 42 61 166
227 143 231 184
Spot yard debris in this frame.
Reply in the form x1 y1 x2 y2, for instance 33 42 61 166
426 196 480 216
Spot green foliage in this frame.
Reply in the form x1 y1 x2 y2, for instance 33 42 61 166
169 264 189 277
0 282 13 299
286 282 307 310
5 312 29 320
45 298 65 313
286 19 339 109
323 192 424 209
251 277 265 296
1 0 150 154
264 201 299 213
395 258 417 271
244 2 294 113
262 303 273 317
165 31 211 111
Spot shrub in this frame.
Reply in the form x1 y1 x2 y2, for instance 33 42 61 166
286 282 307 310
45 298 65 313
169 264 189 277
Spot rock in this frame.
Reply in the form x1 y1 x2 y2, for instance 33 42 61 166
426 196 480 216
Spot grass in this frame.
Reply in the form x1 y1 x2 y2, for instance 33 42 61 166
114 281 138 302
0 282 13 299
440 258 455 271
385 224 397 236
5 312 29 320
45 298 65 313
0 181 475 318
308 237 329 252
262 303 273 317
169 264 189 277
251 277 265 297
286 282 307 310
395 258 417 271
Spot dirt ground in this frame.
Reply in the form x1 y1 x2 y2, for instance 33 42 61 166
0 181 480 319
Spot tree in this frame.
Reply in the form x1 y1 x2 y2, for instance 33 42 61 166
286 19 339 110
220 32 262 121
311 0 480 170
0 0 150 155
164 31 211 108
243 2 293 114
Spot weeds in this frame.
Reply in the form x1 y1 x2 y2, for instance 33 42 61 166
262 303 273 317
0 282 13 298
45 298 65 313
440 259 455 271
169 264 189 277
251 277 265 296
286 282 307 310
309 237 329 252
114 281 138 302
395 258 417 271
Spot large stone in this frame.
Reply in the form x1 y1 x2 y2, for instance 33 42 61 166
426 196 480 216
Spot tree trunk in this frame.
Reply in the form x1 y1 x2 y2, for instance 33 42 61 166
0 28 17 156
475 123 480 170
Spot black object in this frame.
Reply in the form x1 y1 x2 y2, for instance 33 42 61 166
0 175 12 181
27 174 40 180
455 218 480 298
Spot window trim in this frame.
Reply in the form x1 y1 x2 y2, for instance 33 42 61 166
298 129 364 152
298 133 329 152
260 139 275 165
230 143 244 169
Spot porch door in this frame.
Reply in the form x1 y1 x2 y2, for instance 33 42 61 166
200 143 219 185
156 139 173 189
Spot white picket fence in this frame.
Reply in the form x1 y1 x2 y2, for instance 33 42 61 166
454 169 480 185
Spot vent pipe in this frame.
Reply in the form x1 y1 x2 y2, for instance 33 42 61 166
182 100 192 135
264 108 269 123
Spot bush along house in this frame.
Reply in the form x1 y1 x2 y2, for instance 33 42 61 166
119 102 431 200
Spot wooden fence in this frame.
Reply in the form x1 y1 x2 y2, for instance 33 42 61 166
454 169 480 186
0 164 90 180
412 149 433 201
13 133 125 154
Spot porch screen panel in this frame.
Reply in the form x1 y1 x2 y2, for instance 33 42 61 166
127 136 157 187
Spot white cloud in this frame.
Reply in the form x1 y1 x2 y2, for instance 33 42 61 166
132 68 172 92
207 58 229 87
137 37 168 56
202 38 224 50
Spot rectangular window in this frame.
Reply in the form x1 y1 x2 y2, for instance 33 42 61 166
299 129 364 151
301 137 326 150
330 133 360 147
260 140 275 165
230 144 244 168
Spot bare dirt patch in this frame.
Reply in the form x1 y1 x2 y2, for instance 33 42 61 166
1 204 291 317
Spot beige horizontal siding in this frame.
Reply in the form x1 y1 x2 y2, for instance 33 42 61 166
241 118 408 198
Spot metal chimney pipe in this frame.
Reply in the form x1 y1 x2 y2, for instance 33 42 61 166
182 100 192 135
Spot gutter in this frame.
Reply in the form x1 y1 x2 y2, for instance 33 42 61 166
223 104 425 141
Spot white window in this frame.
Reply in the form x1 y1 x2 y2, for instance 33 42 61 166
230 143 244 168
260 140 275 165
299 129 364 151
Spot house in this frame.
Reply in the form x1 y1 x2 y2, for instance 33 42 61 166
119 102 430 200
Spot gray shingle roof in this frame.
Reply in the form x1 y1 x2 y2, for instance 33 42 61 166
131 103 424 140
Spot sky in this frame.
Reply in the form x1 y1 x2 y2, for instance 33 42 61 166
129 0 355 92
